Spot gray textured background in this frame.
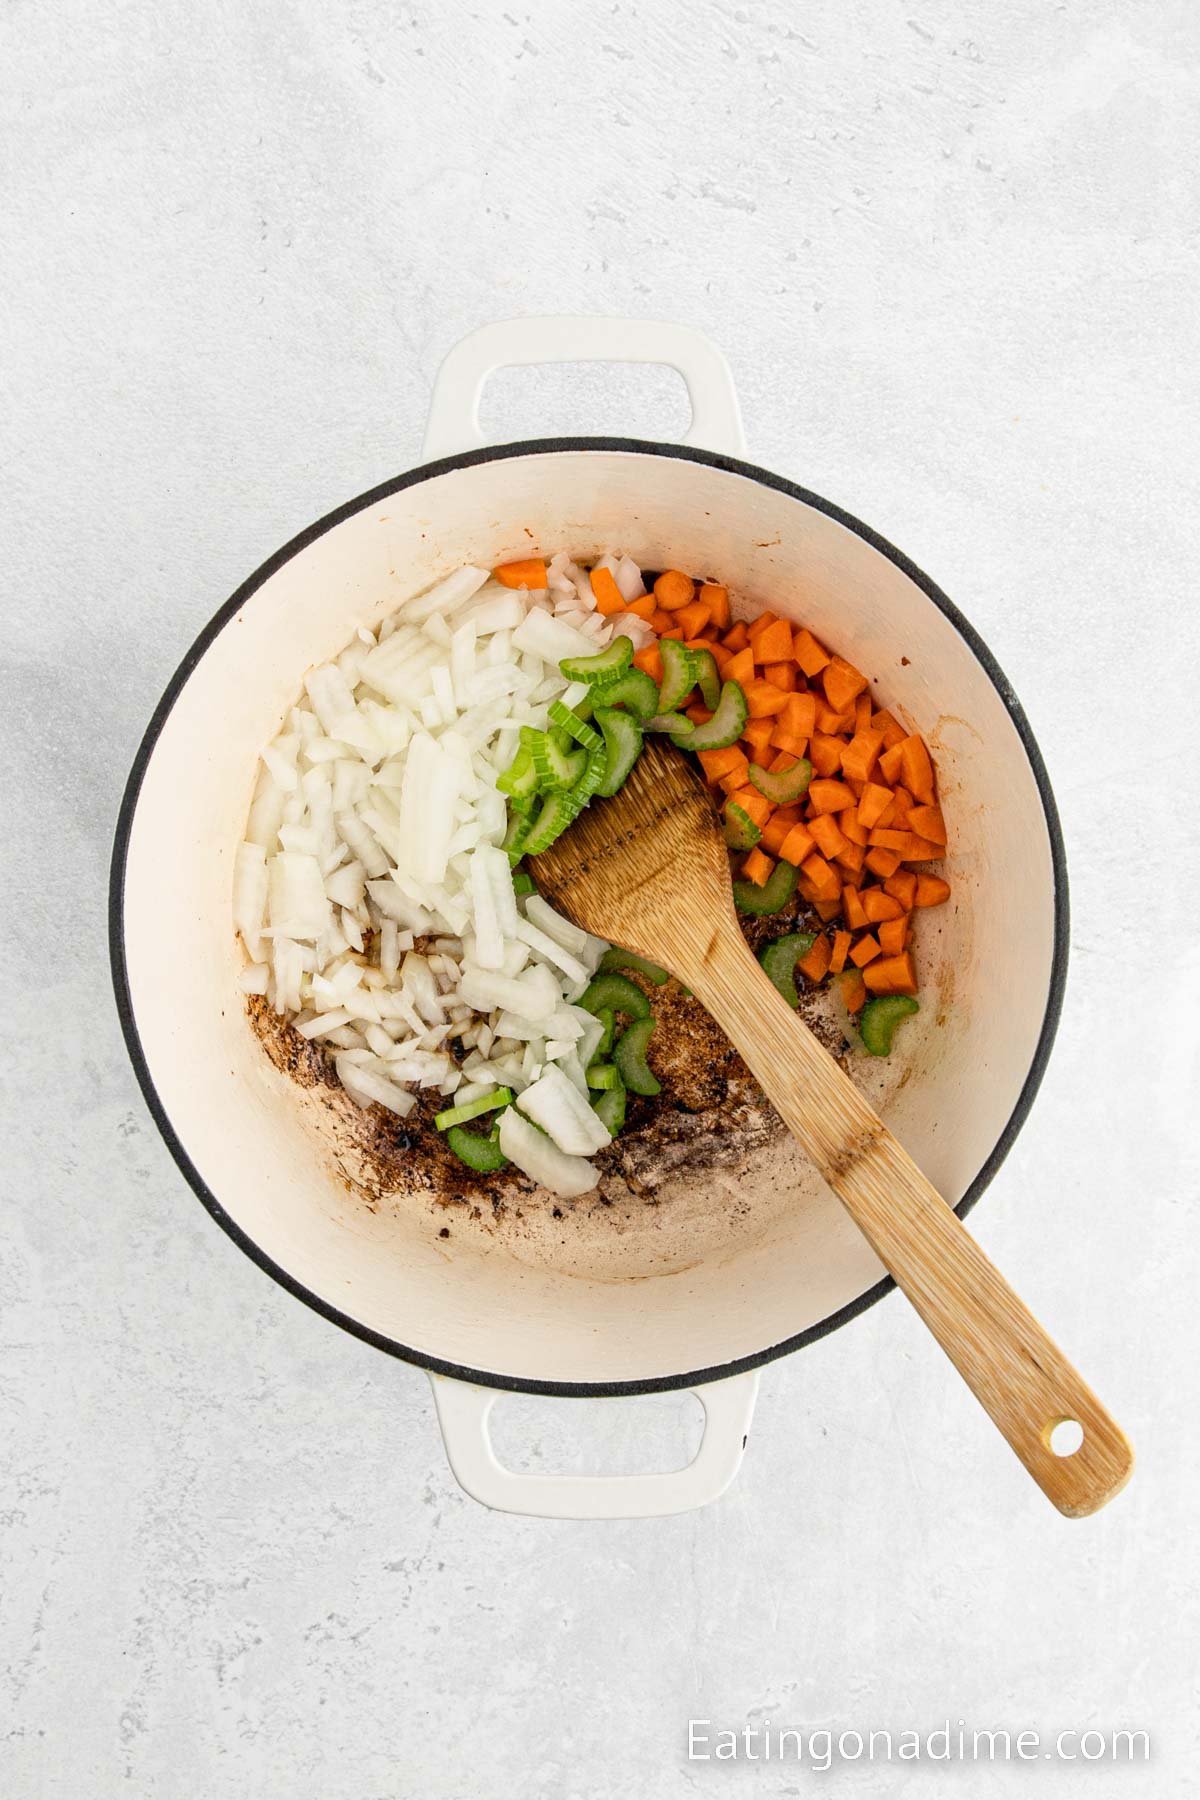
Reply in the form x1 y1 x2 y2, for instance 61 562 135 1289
3 2 1198 1795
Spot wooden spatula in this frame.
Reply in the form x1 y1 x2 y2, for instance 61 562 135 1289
530 737 1132 1516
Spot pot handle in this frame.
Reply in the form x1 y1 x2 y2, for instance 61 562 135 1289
428 1369 759 1519
420 316 746 461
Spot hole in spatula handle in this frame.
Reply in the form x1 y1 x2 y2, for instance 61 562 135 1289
1047 1418 1085 1458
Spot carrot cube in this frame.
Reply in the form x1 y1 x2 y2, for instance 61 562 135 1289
841 729 885 785
914 874 952 908
899 735 936 803
792 628 830 677
753 618 795 664
863 952 918 996
835 842 866 874
839 968 868 1012
590 566 626 614
770 731 809 757
763 661 797 692
741 847 775 887
850 934 882 967
495 558 548 589
808 778 858 814
746 610 779 642
724 646 755 686
633 646 662 683
842 886 869 930
741 718 776 752
675 600 712 639
809 734 844 776
781 692 819 738
778 823 816 866
800 852 841 899
879 742 906 784
809 813 849 861
822 655 868 713
698 746 745 782
727 786 772 827
722 621 750 653
857 782 894 829
745 681 789 719
798 935 832 982
862 888 905 924
839 810 868 847
878 915 910 956
908 803 946 845
865 848 902 879
698 583 730 630
829 929 852 974
653 569 694 610
884 870 918 909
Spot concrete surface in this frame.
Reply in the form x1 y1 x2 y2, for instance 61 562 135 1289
2 1 1198 1795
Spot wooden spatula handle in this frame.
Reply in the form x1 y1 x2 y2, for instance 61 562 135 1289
689 925 1133 1517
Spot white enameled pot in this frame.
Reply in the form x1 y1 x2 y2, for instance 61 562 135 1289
111 318 1067 1519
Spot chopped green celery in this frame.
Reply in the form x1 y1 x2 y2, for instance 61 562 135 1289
569 739 607 806
529 730 586 790
723 802 762 851
592 1007 616 1059
657 638 699 713
558 637 633 686
524 789 580 855
547 700 602 749
435 1087 513 1131
502 807 534 863
686 680 748 750
598 947 669 986
496 742 540 801
614 1017 660 1096
645 713 694 736
601 668 660 721
586 1062 620 1090
445 1124 509 1173
693 648 721 711
859 995 919 1057
593 705 643 797
748 756 813 806
578 971 651 1021
758 933 817 1007
733 857 799 916
592 1077 627 1136
511 867 535 896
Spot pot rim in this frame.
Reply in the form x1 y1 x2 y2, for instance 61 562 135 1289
109 436 1070 1397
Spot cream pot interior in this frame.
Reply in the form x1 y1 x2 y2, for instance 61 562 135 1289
114 442 1065 1394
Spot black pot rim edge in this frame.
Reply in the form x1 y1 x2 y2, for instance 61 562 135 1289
108 436 1070 1399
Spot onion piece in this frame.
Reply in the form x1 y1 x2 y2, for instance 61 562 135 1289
498 1106 598 1198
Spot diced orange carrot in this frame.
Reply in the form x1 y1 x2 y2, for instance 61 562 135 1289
698 583 730 630
878 915 910 956
838 809 868 847
649 608 676 633
830 929 852 974
865 848 902 879
816 704 855 735
747 739 774 768
808 778 858 815
914 874 952 908
814 897 842 922
854 693 873 733
675 600 712 639
850 934 882 967
868 827 911 852
778 823 816 866
698 746 745 782
899 735 936 803
741 718 776 752
857 782 894 829
798 934 832 983
727 786 772 827
800 851 841 899
660 626 685 641
589 566 626 614
761 814 799 856
746 610 779 643
767 749 799 774
742 847 774 887
809 734 844 776
822 655 868 713
878 742 906 784
763 661 797 692
835 841 866 874
839 967 868 1012
495 557 548 589
722 621 750 653
884 870 918 909
654 569 694 611
842 886 869 930
780 692 819 738
745 680 789 719
633 645 662 683
754 618 795 664
771 730 809 757
792 628 830 677
841 728 885 785
863 951 918 995
686 702 714 725
888 785 914 826
809 813 849 861
908 803 946 845
724 646 755 687
621 594 656 621
901 835 945 863
719 769 750 795
863 888 905 924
